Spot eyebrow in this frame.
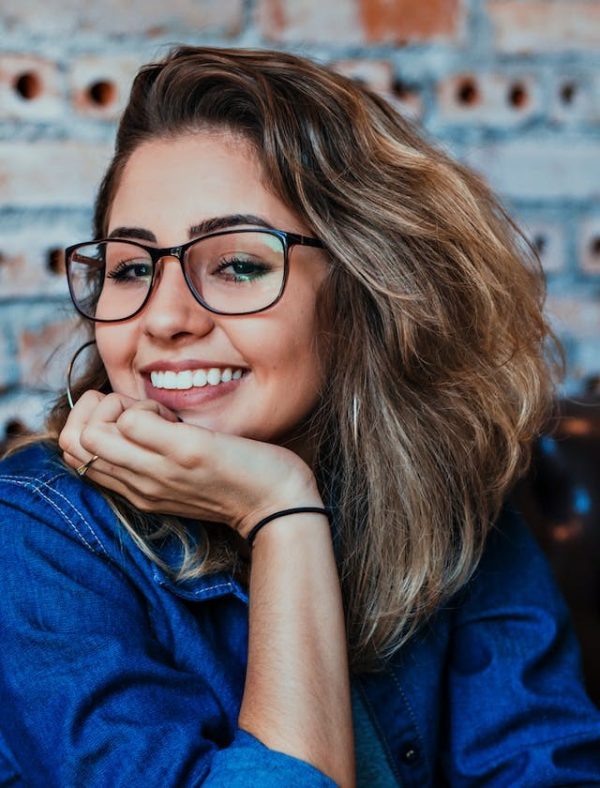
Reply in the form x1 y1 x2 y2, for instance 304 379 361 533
107 214 275 242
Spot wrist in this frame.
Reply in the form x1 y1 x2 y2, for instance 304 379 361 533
245 506 332 548
236 474 324 540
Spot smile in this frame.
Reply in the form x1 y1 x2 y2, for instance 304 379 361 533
150 367 244 390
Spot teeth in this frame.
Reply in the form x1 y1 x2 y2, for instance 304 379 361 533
150 367 244 390
206 368 221 386
192 369 207 387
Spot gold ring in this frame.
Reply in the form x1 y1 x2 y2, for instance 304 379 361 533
76 454 99 477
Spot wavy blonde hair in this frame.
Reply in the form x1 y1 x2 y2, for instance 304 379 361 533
12 47 562 671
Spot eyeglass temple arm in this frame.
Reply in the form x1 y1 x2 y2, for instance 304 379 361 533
288 233 324 248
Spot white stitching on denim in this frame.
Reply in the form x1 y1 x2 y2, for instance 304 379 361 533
388 667 428 767
39 480 108 556
194 582 232 595
0 476 99 556
0 473 109 557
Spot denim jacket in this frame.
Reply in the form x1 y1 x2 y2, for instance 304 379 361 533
1 443 599 786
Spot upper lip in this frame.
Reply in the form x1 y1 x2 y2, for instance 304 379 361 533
138 359 247 374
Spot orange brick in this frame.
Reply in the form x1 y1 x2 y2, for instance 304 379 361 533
488 0 600 54
358 0 460 43
258 0 462 43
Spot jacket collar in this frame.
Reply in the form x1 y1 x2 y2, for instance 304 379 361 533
148 526 249 605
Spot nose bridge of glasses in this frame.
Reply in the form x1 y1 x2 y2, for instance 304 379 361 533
151 244 186 267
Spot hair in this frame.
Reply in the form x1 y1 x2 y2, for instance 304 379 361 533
12 46 563 671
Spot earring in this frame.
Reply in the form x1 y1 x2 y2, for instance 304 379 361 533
351 394 361 444
66 339 96 409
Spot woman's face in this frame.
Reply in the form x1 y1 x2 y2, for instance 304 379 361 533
96 132 329 450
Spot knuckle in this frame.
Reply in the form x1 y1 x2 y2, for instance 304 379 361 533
79 423 100 452
175 446 201 471
135 497 155 513
79 389 99 406
57 429 70 452
116 408 137 432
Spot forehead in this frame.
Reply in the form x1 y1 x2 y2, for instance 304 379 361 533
107 132 302 241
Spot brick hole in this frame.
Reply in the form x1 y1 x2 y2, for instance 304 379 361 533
392 78 410 100
87 79 117 107
47 247 65 275
560 82 577 105
508 82 528 109
590 236 600 258
14 71 43 100
533 235 546 255
4 418 27 438
455 78 479 107
586 375 600 395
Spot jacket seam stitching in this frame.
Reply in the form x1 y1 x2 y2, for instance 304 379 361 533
0 476 103 557
0 473 109 557
388 668 430 779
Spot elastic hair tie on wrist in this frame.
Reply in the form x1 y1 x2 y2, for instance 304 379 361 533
246 507 332 548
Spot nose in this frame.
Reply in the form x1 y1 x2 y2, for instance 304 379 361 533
141 255 215 341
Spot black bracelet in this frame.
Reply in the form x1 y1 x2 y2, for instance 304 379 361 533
245 507 332 548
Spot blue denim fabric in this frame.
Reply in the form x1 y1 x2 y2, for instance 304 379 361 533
0 443 599 787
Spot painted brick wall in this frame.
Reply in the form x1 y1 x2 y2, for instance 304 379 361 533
0 0 599 437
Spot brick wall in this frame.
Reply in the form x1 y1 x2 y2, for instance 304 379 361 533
0 0 599 437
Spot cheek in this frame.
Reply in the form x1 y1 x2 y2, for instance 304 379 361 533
242 307 320 377
95 326 137 392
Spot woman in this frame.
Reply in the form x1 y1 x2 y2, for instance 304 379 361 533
1 46 599 786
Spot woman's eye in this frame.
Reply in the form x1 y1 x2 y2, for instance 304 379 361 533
106 260 152 282
215 258 270 282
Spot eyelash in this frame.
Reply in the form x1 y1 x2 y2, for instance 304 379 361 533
213 258 271 280
106 260 152 280
105 257 271 283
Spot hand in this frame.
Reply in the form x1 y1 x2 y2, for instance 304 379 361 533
59 391 322 538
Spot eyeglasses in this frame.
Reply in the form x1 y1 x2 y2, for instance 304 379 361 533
65 228 325 322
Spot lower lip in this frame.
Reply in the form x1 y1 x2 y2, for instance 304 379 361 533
142 372 248 410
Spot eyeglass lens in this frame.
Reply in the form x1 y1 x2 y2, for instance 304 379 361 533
67 231 287 320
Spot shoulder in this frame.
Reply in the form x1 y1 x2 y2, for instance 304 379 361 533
441 508 600 781
0 441 120 561
455 502 566 621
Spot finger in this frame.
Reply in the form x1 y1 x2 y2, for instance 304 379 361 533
119 398 180 424
74 417 173 484
59 389 105 454
62 392 137 470
84 391 139 427
115 408 212 461
82 464 207 519
79 399 191 473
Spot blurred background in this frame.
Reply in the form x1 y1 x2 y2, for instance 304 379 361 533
0 0 599 699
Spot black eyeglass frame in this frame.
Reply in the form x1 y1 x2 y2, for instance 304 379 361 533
65 227 325 322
